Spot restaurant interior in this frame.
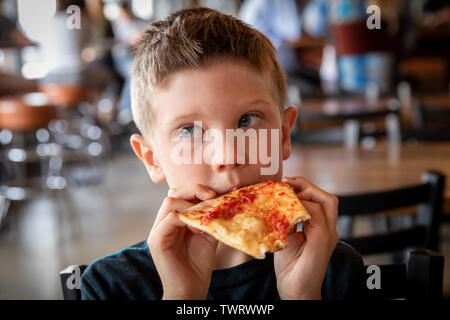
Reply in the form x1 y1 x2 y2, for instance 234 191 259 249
1 0 450 300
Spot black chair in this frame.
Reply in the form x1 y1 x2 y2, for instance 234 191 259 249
294 101 401 146
60 250 444 301
363 249 444 300
338 170 445 255
402 127 450 142
60 264 87 300
412 101 450 130
0 161 10 228
402 100 450 142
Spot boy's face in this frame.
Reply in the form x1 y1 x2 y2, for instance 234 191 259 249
131 61 297 195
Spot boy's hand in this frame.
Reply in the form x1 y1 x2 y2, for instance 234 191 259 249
148 184 218 300
274 177 339 300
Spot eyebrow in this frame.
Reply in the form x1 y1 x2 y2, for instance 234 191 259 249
165 99 273 128
165 112 205 127
239 99 273 109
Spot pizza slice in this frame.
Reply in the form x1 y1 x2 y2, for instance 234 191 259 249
178 180 310 259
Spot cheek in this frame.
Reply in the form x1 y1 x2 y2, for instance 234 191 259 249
154 132 217 187
248 126 282 179
162 159 212 188
255 125 282 156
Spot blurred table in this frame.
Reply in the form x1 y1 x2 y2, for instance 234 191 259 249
40 83 87 108
299 97 398 121
416 94 450 109
0 73 37 96
0 93 57 130
297 97 401 146
284 141 450 215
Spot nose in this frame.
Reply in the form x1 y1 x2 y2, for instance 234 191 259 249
213 162 242 172
209 135 245 172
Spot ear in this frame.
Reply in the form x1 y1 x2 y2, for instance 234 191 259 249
130 134 166 184
281 105 298 160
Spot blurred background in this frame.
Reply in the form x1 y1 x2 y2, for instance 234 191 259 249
0 0 449 299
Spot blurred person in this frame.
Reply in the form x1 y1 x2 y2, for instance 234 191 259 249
0 11 32 48
32 0 118 99
239 0 321 98
82 0 123 99
302 0 396 95
0 2 37 95
423 0 450 28
35 0 91 84
198 0 241 15
84 0 115 69
110 1 148 112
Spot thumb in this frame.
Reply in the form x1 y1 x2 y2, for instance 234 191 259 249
281 231 306 258
199 232 219 251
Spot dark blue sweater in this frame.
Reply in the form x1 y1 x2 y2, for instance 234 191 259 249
80 240 366 300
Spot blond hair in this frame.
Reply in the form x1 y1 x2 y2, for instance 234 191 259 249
131 7 286 137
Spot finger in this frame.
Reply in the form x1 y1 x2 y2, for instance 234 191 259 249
301 201 338 258
274 232 306 267
282 176 313 193
168 184 217 202
152 197 194 233
283 176 338 229
283 176 332 205
189 231 218 252
301 200 327 234
185 231 219 268
149 212 187 252
298 187 338 229
285 231 306 256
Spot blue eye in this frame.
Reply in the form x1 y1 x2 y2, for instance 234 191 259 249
238 112 261 128
177 125 203 139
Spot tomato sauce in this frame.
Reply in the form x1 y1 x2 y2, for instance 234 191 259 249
265 208 290 242
200 180 290 238
201 186 257 224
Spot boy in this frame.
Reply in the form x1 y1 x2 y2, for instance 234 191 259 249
81 7 365 300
